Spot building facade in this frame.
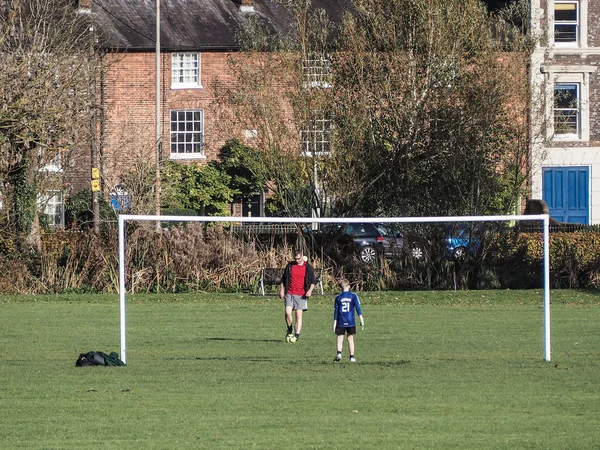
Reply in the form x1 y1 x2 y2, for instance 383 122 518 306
64 0 525 223
88 0 347 217
530 0 600 223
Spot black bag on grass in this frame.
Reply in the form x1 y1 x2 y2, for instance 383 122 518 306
76 351 125 367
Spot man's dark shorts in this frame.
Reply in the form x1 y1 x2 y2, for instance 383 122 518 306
335 326 356 336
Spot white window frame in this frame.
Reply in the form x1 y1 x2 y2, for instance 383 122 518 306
39 190 64 229
553 82 579 138
170 110 205 159
301 114 333 156
171 53 202 89
302 53 332 89
543 66 593 142
550 0 588 48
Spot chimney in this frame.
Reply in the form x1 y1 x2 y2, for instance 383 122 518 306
233 0 255 13
78 0 92 13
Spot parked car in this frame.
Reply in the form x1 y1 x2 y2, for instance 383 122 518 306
445 224 482 259
401 224 487 261
309 222 404 263
345 223 404 263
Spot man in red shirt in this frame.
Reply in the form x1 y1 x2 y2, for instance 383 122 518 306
279 248 316 343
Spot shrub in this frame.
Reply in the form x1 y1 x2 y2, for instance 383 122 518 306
2 226 600 294
64 190 116 230
486 230 600 289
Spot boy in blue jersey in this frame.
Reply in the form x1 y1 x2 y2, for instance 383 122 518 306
333 278 364 362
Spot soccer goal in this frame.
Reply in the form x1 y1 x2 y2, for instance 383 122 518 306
118 213 551 364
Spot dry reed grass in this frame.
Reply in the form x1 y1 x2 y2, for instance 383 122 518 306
3 224 598 294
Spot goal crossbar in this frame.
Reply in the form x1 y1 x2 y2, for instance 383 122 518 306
118 214 551 364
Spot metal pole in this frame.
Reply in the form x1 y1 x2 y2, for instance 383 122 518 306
90 26 100 234
542 214 551 361
155 0 162 226
312 155 319 230
118 215 127 364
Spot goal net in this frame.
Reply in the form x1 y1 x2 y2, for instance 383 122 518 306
118 214 551 364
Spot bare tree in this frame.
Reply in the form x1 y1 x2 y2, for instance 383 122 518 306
0 0 96 250
211 2 338 217
212 0 532 219
325 0 533 217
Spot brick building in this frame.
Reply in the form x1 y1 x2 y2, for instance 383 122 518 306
530 0 600 223
85 0 348 218
61 0 529 224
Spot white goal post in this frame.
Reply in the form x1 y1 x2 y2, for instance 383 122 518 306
118 214 551 364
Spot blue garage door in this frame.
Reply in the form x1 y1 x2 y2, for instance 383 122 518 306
542 166 589 224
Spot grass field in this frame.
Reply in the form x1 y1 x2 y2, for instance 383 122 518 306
1 290 599 449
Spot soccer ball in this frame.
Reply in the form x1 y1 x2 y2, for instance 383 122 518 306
286 334 297 343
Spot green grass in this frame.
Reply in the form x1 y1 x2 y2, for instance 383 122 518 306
1 290 599 449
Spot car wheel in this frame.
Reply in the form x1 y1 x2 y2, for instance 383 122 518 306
410 244 424 260
359 246 377 263
453 246 467 259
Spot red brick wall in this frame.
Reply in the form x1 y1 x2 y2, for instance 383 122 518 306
100 49 299 216
100 51 244 190
64 144 92 194
588 0 600 46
